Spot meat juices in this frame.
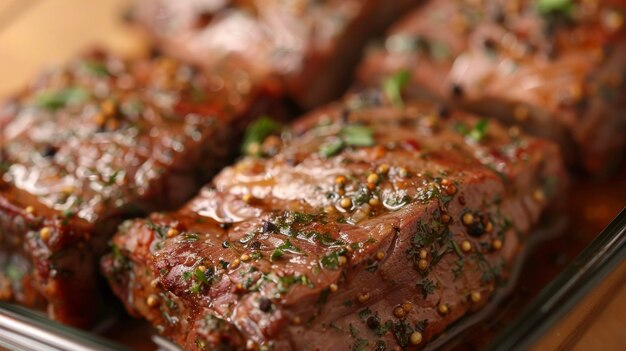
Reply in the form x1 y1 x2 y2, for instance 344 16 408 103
129 0 423 108
102 90 566 350
357 0 626 174
0 51 282 327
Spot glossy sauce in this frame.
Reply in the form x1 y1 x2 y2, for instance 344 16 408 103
101 166 626 350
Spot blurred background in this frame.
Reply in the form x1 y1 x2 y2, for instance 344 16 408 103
0 0 146 96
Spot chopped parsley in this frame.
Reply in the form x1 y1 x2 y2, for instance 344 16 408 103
351 338 369 351
146 220 169 239
319 138 345 158
189 267 215 294
241 116 282 155
315 232 345 247
416 278 437 299
104 170 121 186
4 263 25 282
341 125 374 147
382 70 411 107
34 87 89 111
456 119 489 142
80 60 109 77
451 240 463 258
270 239 302 261
392 320 414 348
0 161 11 173
469 119 489 142
319 125 375 158
276 274 312 294
537 0 573 17
358 308 372 321
110 244 130 273
320 251 342 270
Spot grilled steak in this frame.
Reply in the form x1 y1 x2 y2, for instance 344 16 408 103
103 90 566 350
129 0 422 108
0 50 282 327
357 0 626 174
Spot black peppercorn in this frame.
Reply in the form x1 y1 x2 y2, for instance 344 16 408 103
437 105 450 119
367 316 380 330
451 83 464 98
41 145 58 158
262 220 276 233
258 297 272 312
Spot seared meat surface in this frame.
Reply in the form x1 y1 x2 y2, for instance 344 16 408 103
129 0 422 108
0 51 282 326
357 0 626 173
103 90 566 350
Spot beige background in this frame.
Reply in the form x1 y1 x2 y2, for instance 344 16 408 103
0 0 146 96
0 0 623 350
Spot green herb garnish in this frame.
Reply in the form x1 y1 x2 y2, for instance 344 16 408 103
80 60 109 77
34 87 89 111
194 267 210 284
276 273 312 293
270 239 301 261
382 70 411 107
451 240 463 258
352 338 369 351
146 220 169 239
416 278 437 298
319 138 345 158
109 244 131 273
241 116 282 155
456 119 489 142
104 170 121 186
341 125 375 147
316 233 345 247
537 0 573 16
0 161 11 173
319 125 375 158
320 251 342 270
469 119 489 142
5 263 25 282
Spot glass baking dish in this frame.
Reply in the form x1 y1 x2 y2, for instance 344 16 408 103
0 207 622 350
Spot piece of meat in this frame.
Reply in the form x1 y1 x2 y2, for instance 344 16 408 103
0 50 283 327
357 0 626 174
103 90 566 350
128 0 423 109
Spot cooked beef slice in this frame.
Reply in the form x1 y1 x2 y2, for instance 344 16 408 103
129 0 423 108
103 90 566 350
0 50 282 327
357 0 626 174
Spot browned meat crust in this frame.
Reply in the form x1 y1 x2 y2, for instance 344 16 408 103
357 0 626 174
0 50 283 327
103 90 566 350
129 0 423 108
